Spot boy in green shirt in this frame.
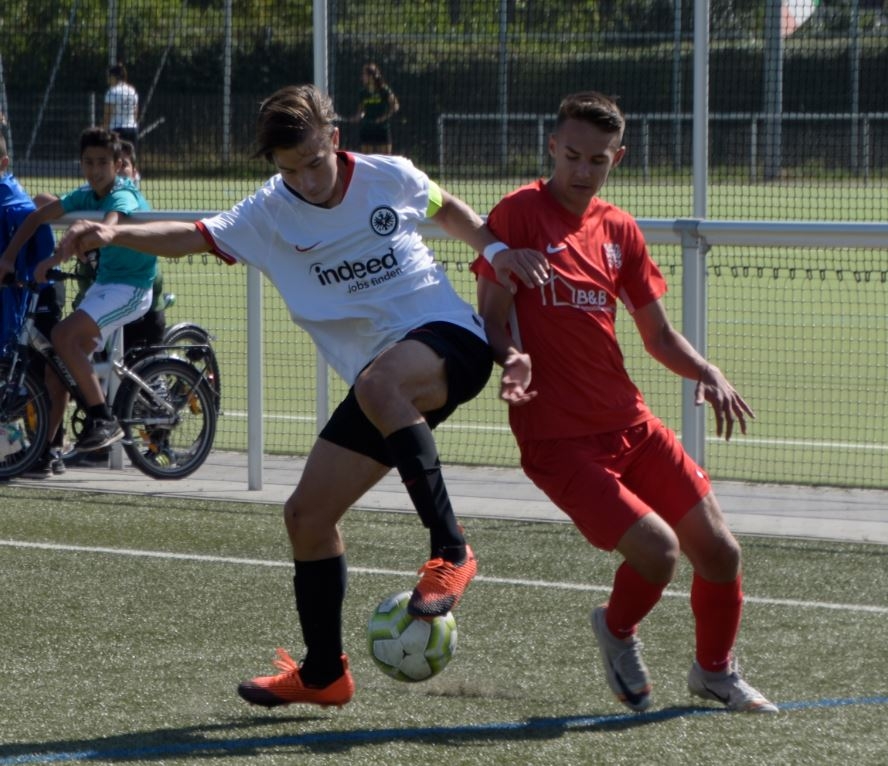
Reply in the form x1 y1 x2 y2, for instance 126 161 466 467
0 127 157 452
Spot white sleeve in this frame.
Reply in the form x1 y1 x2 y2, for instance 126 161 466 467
387 156 429 223
200 192 269 267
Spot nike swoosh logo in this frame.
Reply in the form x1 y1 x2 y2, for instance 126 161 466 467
701 682 731 704
546 243 567 254
616 672 652 708
294 242 321 252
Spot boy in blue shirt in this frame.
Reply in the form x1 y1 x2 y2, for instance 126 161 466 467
0 127 157 452
0 132 67 473
0 133 60 347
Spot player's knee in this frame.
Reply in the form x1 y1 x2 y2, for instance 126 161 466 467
283 495 307 536
693 530 742 582
649 536 680 583
283 496 327 543
620 516 679 583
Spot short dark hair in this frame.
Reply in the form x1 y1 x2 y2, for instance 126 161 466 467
120 138 137 163
555 91 625 136
254 84 336 163
79 127 121 160
109 63 128 81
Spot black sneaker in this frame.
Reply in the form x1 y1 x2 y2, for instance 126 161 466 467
75 418 124 452
49 449 66 474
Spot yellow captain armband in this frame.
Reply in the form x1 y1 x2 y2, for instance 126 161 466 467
425 180 444 217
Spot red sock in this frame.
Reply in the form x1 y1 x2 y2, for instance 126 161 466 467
691 573 743 673
605 561 666 639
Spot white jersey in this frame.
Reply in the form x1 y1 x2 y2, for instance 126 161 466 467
104 82 139 129
199 153 486 384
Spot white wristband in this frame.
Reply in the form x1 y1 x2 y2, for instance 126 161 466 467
482 241 509 264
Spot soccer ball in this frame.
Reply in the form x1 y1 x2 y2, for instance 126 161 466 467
367 590 458 682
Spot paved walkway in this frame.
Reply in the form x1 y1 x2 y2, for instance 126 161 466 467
16 450 888 545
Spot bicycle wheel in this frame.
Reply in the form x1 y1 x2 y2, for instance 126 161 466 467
0 359 51 480
114 356 217 480
161 322 222 412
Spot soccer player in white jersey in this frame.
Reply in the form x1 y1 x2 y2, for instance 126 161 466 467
58 84 548 709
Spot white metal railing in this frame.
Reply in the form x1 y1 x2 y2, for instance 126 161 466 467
55 213 888 489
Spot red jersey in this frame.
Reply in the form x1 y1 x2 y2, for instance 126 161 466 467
472 179 668 443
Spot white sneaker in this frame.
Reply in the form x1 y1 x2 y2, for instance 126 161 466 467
688 658 778 713
590 605 652 712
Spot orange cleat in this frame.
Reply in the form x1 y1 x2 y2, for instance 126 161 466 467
408 544 477 618
237 649 354 708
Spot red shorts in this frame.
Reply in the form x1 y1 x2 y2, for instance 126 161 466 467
519 418 711 551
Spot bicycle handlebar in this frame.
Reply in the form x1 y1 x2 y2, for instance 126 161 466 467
1 268 75 290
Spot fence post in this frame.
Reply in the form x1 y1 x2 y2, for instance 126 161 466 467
438 114 445 181
108 328 124 470
247 265 263 490
677 218 707 466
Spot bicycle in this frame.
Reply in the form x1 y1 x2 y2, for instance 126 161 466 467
64 296 224 452
160 320 222 413
64 313 223 467
0 269 218 480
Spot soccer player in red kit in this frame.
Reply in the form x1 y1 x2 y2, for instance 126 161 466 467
473 91 777 714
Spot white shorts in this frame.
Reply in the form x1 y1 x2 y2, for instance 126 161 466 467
76 282 152 351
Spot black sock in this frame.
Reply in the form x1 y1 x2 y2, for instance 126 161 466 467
294 555 347 686
385 423 465 561
87 403 113 421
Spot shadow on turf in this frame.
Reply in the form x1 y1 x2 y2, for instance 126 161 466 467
0 706 721 763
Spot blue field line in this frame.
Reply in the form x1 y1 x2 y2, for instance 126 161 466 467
1 695 886 764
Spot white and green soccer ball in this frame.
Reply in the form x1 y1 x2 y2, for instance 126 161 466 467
367 590 458 682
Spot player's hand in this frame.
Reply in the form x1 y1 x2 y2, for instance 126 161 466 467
34 257 60 284
58 220 114 260
491 248 549 294
500 349 537 406
694 364 755 441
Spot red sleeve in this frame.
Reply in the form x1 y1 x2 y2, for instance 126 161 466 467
469 253 497 282
469 197 518 284
195 220 237 265
611 216 667 313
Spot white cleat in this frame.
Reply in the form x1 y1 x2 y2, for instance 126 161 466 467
688 658 778 713
590 605 652 712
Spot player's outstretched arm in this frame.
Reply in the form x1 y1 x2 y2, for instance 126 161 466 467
477 276 536 407
632 298 755 441
484 244 550 295
59 219 209 261
431 189 549 291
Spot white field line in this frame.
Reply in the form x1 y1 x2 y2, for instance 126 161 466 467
2 539 886 615
230 410 888 451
